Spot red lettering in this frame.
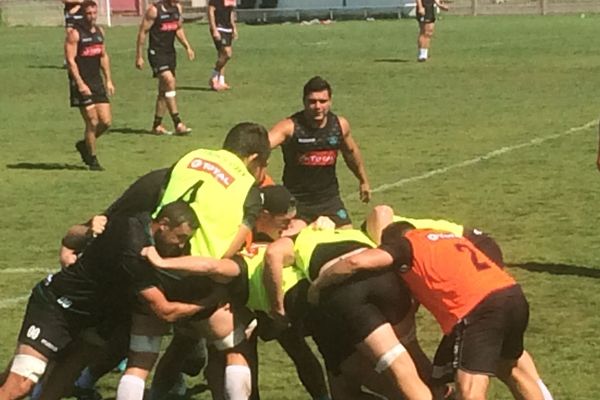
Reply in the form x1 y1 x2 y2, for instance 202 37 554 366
80 44 103 57
160 21 179 32
298 150 337 166
187 158 235 187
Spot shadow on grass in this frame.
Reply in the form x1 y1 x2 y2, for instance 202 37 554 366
178 86 213 92
374 58 411 63
6 162 87 171
110 127 151 135
508 262 600 279
27 64 65 70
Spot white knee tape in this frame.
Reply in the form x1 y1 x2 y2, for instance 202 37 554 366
10 354 47 383
129 335 162 353
212 319 256 351
374 343 407 374
164 90 176 98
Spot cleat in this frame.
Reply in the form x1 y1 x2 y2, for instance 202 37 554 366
88 156 104 171
151 125 173 136
174 123 192 136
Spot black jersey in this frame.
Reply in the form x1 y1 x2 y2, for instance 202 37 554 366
209 0 235 31
45 213 159 320
73 24 104 85
281 111 343 203
149 1 180 54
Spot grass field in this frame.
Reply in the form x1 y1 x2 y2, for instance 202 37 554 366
1 14 600 399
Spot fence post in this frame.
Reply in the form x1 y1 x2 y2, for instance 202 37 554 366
540 0 547 15
471 0 478 16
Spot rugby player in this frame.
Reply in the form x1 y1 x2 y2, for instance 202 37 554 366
207 0 237 91
66 0 114 171
312 221 546 400
136 0 194 135
0 201 203 400
415 0 448 62
269 76 371 227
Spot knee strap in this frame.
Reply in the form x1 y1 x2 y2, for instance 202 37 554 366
374 343 407 374
10 354 47 383
164 91 176 98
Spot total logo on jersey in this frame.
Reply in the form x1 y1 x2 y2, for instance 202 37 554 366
81 44 104 57
426 232 458 242
298 150 337 166
187 158 235 187
160 21 179 32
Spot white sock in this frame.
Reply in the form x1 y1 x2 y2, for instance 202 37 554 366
418 48 428 59
219 74 226 85
537 379 554 400
224 365 251 400
211 69 219 79
116 374 145 400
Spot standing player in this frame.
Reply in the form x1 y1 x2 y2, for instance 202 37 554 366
66 0 114 171
269 76 371 227
136 0 194 135
415 0 448 62
208 0 237 91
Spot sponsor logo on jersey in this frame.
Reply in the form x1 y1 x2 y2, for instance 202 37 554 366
187 158 235 187
160 21 179 32
327 135 340 146
224 0 236 6
80 43 104 57
298 150 337 166
26 325 41 340
297 137 316 144
426 232 458 242
57 296 73 309
41 339 58 352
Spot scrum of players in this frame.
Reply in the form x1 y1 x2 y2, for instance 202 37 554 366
0 1 553 398
0 73 554 400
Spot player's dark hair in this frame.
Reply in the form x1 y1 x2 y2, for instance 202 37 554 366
222 122 271 165
81 0 98 10
156 200 200 230
303 76 332 99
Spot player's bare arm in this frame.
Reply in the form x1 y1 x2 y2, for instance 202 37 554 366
312 248 393 292
98 27 115 96
175 4 195 61
141 246 240 283
268 118 294 148
221 224 252 259
434 0 449 11
231 8 238 39
339 117 371 203
416 0 425 15
263 237 295 316
140 286 203 322
59 215 108 266
65 28 91 96
135 4 157 69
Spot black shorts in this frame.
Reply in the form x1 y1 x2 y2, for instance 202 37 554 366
213 30 233 50
69 77 109 108
416 2 436 23
17 284 93 359
434 284 529 378
148 49 176 78
313 271 412 373
295 195 352 227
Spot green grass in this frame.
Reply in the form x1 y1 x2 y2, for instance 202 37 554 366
1 14 600 398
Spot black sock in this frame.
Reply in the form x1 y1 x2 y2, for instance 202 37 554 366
171 113 182 127
153 116 163 129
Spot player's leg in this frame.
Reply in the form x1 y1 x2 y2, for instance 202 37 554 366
417 21 435 61
0 345 48 400
78 104 101 169
116 313 169 400
217 45 233 89
150 332 197 400
94 102 111 138
158 70 190 135
276 327 330 400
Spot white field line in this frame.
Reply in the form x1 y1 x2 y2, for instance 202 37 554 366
370 120 598 195
0 119 597 309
